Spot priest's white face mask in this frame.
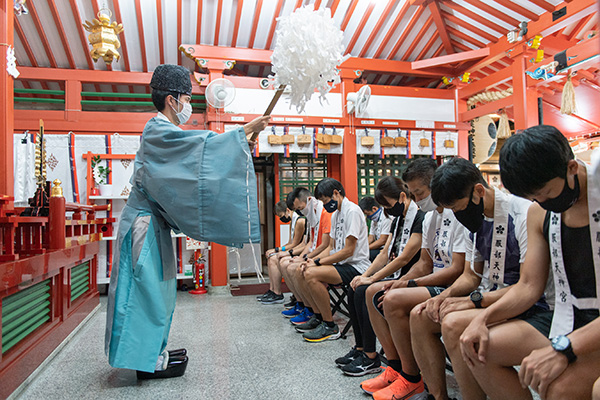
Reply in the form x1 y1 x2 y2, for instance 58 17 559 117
171 95 192 125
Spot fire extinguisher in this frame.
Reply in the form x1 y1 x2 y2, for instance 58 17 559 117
189 250 207 295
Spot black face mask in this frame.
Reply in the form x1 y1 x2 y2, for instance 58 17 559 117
279 216 291 223
454 192 485 234
324 199 338 213
387 201 405 217
295 210 304 216
537 174 580 213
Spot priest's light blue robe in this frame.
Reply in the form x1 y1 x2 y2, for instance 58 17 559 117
105 115 261 372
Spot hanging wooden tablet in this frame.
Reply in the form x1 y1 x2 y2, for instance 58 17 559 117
395 137 408 147
268 134 282 144
419 138 430 147
444 139 455 148
361 129 375 146
381 137 394 147
297 134 312 145
280 134 295 145
330 126 342 145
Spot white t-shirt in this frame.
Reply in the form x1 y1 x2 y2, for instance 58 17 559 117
369 210 393 241
421 208 467 272
330 197 371 274
465 191 531 290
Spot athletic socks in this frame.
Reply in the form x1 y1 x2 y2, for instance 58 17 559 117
388 359 402 373
315 313 323 321
324 320 336 328
400 370 422 384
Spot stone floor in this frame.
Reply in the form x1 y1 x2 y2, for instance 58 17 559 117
13 288 471 400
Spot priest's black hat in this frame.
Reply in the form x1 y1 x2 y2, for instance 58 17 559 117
150 64 192 96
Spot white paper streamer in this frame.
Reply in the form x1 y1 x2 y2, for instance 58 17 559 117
270 5 348 113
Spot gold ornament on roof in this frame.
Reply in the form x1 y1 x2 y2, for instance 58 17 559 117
83 7 124 64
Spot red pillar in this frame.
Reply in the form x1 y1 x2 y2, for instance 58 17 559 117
1 0 14 198
454 89 470 159
513 56 539 130
340 74 358 203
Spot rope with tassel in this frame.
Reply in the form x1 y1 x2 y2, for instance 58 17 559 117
561 73 577 115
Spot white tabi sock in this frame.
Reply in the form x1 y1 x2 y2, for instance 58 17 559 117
155 350 169 371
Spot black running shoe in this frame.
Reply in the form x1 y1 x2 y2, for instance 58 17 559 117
284 295 297 309
335 346 362 367
303 322 340 342
341 352 381 376
294 315 320 333
256 290 273 301
261 291 284 304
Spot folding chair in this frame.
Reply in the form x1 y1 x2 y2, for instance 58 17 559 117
328 283 352 339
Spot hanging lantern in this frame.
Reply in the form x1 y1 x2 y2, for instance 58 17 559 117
83 7 124 64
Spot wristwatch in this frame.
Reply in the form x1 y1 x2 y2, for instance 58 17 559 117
551 335 577 364
314 258 322 266
469 290 483 308
407 279 418 288
289 249 294 257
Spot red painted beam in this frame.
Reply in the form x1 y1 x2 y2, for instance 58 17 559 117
402 16 435 60
18 66 153 84
459 67 513 98
415 32 440 61
358 0 396 58
112 0 131 72
195 0 203 44
441 10 499 43
528 0 557 13
177 0 182 65
388 6 427 59
346 1 376 54
494 0 540 21
413 47 489 69
447 26 486 49
340 0 360 31
248 0 264 48
265 0 285 49
462 0 519 26
27 0 58 68
441 0 506 37
68 0 94 70
231 0 243 47
48 0 76 69
157 0 165 64
134 0 148 72
1 0 14 199
428 0 454 54
373 1 412 59
330 0 341 15
568 13 595 40
214 0 224 45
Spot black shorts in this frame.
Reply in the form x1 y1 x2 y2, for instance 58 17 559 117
333 263 362 285
426 286 446 297
518 307 553 338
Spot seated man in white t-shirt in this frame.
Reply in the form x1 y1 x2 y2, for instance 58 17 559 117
295 178 371 343
359 196 392 261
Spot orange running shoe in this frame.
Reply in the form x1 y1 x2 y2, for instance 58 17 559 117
360 366 399 395
372 374 427 400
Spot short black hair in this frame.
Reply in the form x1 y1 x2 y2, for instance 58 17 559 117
375 176 410 207
274 201 287 215
315 178 345 199
358 196 379 211
431 157 488 206
402 158 437 188
286 187 311 209
151 89 180 112
500 125 574 198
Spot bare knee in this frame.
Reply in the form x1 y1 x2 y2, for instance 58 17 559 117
441 313 466 348
382 290 410 318
593 377 600 400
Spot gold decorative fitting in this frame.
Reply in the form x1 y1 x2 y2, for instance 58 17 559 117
51 179 63 198
83 8 124 64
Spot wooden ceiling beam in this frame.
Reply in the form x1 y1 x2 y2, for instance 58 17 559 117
156 0 165 64
453 41 471 52
48 0 75 69
412 47 489 69
528 0 557 13
111 0 131 72
18 66 153 84
358 0 397 58
468 0 597 74
346 1 377 54
26 0 57 68
462 0 519 26
440 0 506 36
494 0 540 21
214 0 224 45
441 10 498 43
568 13 594 40
402 16 434 60
427 0 454 54
265 0 285 49
14 19 38 67
388 6 426 59
329 0 342 15
340 0 360 31
373 1 412 59
447 26 486 49
134 0 148 72
415 32 440 61
231 0 244 47
248 0 264 48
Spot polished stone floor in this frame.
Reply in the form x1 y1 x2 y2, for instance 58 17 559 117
14 288 467 400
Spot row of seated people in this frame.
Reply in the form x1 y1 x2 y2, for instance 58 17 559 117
257 125 600 400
